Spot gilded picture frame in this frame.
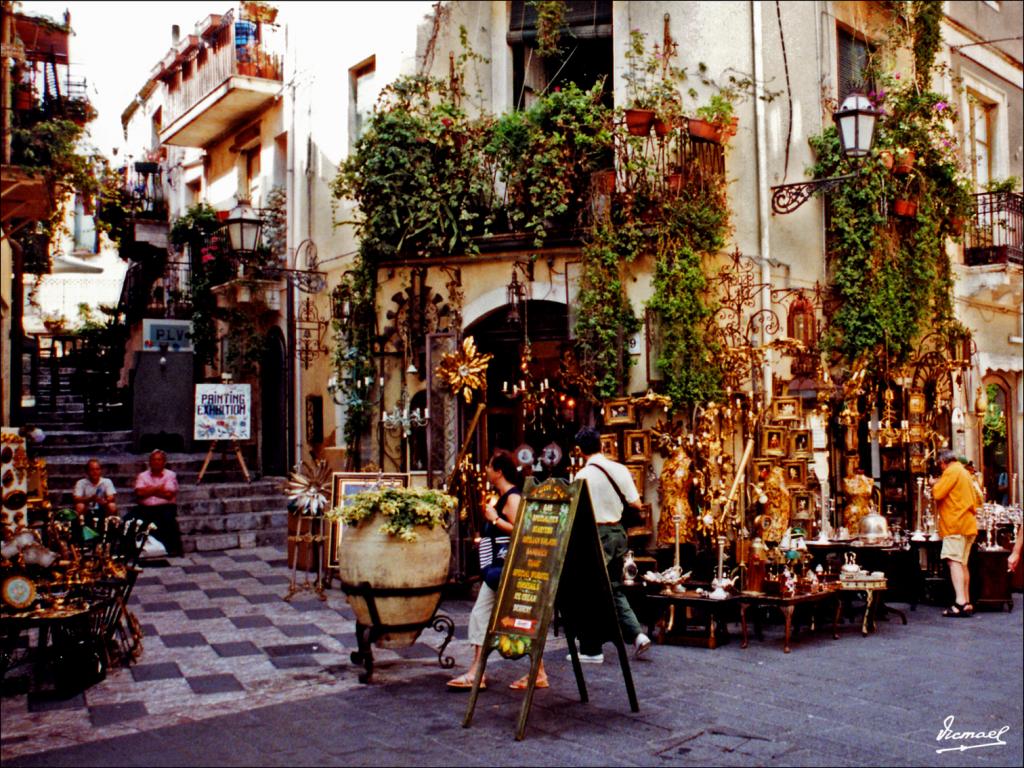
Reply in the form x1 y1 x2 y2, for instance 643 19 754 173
623 430 651 463
771 397 801 422
790 429 811 458
625 462 646 497
626 503 654 538
604 398 635 426
791 491 815 520
326 472 408 569
783 460 806 487
907 390 926 415
762 427 787 457
600 433 619 460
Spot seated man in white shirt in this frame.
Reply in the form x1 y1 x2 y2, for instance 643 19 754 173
73 459 118 519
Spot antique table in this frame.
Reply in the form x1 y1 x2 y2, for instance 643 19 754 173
737 589 839 653
646 590 738 649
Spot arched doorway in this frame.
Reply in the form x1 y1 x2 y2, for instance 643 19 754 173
261 327 288 476
465 299 579 478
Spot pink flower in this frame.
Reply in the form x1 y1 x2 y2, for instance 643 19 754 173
894 73 901 80
934 101 948 112
202 253 215 264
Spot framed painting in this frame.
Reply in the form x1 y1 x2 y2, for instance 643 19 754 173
762 427 787 457
600 433 620 461
791 492 815 520
844 454 861 478
626 503 654 538
623 430 651 463
604 398 635 426
771 397 801 422
790 429 811 458
907 390 926 415
625 462 646 497
326 472 408 568
910 454 928 474
782 460 806 487
752 459 773 479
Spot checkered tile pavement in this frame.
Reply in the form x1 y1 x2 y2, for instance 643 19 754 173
1 546 479 761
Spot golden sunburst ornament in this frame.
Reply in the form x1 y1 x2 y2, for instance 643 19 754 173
437 336 493 403
282 459 333 517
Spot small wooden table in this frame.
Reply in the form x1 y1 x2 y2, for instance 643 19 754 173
738 589 839 653
833 578 893 636
646 591 738 649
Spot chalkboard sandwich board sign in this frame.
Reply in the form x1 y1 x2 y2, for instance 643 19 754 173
464 476 638 740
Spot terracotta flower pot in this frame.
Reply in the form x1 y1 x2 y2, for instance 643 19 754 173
14 89 34 111
665 171 686 195
652 116 672 138
338 512 451 648
893 198 918 218
893 150 916 175
688 117 723 144
879 150 894 171
625 108 655 137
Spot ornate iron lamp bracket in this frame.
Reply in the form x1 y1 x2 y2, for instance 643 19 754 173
771 173 857 215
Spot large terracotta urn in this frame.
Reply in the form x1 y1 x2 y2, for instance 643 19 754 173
338 515 450 648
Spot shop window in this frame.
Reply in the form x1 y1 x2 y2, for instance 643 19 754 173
350 56 378 148
409 389 428 472
837 27 874 98
508 0 612 109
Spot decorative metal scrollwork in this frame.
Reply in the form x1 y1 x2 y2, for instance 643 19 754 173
770 174 856 215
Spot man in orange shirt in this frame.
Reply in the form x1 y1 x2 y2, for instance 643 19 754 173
929 449 980 617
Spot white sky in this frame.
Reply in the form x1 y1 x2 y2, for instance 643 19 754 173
18 2 427 163
20 2 222 160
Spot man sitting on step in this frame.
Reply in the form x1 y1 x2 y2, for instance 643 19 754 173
73 459 118 520
128 449 183 558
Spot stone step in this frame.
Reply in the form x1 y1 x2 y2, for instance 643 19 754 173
178 509 288 536
185 527 286 553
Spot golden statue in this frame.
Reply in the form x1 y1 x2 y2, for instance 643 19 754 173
657 449 694 546
843 469 874 536
756 465 790 543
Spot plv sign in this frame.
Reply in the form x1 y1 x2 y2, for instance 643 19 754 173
194 384 251 441
142 319 193 351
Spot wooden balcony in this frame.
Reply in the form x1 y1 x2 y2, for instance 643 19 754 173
159 13 282 148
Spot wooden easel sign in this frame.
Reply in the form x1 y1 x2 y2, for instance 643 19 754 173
194 383 252 484
463 477 638 740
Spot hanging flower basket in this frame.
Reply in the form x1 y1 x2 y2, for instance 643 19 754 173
893 198 918 218
652 116 673 138
879 150 894 171
624 108 655 137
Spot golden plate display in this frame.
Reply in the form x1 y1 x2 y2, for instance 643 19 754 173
2 574 37 609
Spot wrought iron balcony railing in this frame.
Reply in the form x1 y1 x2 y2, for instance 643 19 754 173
964 191 1023 267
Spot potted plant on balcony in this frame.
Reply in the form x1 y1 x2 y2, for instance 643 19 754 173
328 486 457 648
63 97 97 127
690 93 737 144
242 1 278 24
13 82 36 112
622 29 658 136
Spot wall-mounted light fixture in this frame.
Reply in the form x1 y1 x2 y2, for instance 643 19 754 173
771 93 880 215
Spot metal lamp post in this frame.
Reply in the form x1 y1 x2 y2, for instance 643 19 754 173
771 93 880 215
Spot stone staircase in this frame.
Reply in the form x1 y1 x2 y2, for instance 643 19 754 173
26 342 291 553
43 451 290 553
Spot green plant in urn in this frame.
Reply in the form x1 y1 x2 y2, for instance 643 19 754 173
328 487 457 648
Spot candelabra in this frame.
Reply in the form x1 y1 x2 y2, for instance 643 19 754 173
382 391 428 438
911 477 927 541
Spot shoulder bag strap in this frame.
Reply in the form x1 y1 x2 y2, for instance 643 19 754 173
589 462 628 512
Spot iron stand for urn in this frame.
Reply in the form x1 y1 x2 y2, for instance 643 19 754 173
342 580 455 684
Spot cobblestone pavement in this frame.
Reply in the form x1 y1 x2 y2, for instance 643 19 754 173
2 546 1021 767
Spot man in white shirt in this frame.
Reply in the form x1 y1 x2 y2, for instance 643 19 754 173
72 459 118 518
571 426 651 663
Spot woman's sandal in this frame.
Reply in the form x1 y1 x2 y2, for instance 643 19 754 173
446 673 486 690
509 674 548 690
942 603 970 618
962 604 974 616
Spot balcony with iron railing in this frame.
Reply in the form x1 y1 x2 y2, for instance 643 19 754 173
118 260 193 322
159 10 283 148
964 191 1023 267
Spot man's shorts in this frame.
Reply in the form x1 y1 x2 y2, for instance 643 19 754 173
940 534 976 564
